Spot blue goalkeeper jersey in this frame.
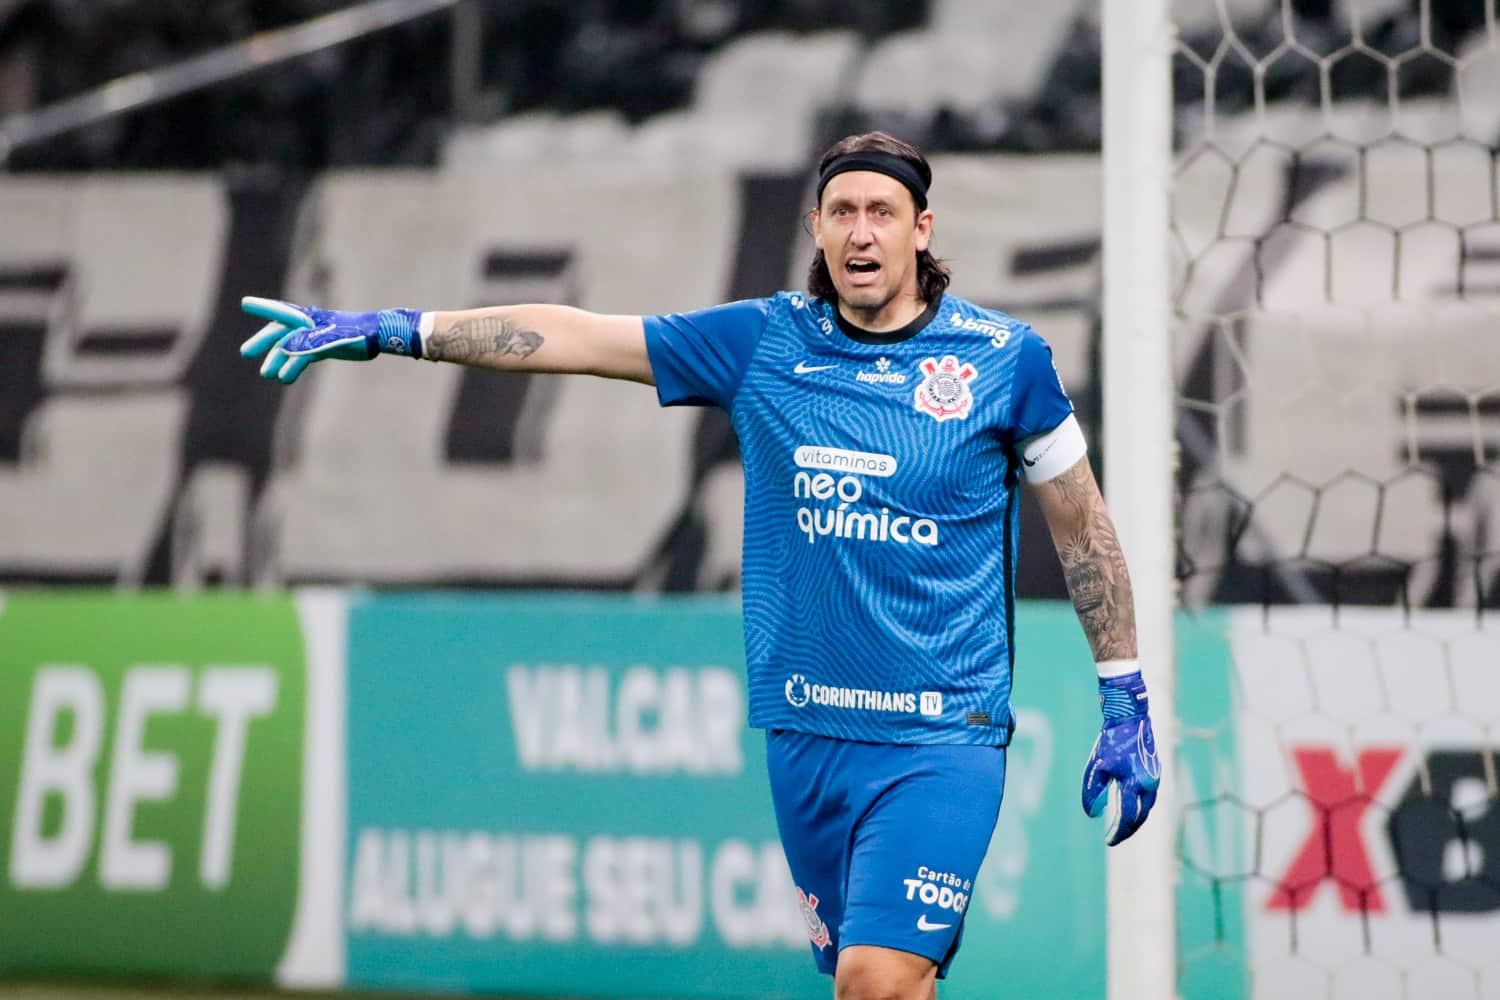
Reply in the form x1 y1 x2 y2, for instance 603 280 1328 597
643 292 1075 745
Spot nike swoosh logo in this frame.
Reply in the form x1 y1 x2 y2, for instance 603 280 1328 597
1022 437 1059 467
794 361 837 374
916 915 952 932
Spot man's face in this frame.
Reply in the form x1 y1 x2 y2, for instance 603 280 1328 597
813 170 933 316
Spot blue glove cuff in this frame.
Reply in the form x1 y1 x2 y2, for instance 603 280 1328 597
1098 671 1149 721
371 309 424 359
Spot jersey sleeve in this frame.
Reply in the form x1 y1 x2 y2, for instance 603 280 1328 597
1010 327 1087 482
643 298 770 409
1010 326 1074 439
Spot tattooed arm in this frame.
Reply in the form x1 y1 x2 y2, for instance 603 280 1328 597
1028 455 1138 662
1029 452 1160 847
423 305 652 384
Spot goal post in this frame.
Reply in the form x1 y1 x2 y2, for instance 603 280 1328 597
1101 2 1178 1000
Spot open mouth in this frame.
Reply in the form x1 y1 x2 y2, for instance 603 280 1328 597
845 258 881 279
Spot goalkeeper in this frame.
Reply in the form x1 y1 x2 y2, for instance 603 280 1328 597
240 131 1158 1000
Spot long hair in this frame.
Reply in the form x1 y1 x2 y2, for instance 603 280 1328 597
807 131 951 305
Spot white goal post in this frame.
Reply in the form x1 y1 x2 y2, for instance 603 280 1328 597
1102 2 1178 1000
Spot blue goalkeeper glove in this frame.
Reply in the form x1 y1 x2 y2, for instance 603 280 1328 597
238 296 424 384
1081 670 1161 846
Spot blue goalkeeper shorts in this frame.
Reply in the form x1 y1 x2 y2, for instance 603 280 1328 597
765 729 1006 978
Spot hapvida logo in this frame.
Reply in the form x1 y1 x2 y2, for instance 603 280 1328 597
856 356 908 385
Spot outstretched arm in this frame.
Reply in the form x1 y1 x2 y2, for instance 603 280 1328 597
422 306 652 383
239 297 652 385
1027 454 1138 662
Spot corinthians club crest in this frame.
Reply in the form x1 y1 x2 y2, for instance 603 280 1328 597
914 355 978 422
796 886 832 949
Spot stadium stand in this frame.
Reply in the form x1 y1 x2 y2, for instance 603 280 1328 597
0 0 1496 595
630 28 861 170
6 0 1496 171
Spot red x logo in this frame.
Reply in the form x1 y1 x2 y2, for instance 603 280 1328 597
1267 746 1403 913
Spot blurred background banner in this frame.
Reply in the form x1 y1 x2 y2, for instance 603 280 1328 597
340 595 1236 1000
1224 608 1500 997
0 592 308 980
341 594 814 998
10 591 1486 1000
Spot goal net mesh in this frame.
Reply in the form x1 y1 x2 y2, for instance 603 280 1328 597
1167 2 1500 998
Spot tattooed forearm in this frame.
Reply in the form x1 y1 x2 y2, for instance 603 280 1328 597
1049 463 1138 662
424 315 545 366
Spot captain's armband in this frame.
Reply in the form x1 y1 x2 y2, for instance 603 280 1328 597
1018 413 1087 482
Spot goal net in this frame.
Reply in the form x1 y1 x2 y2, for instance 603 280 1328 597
1157 2 1500 999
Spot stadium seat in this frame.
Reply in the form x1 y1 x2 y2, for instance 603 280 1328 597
0 176 225 583
171 461 250 587
693 30 859 116
1455 32 1500 143
930 0 1073 100
1162 0 1290 36
1074 0 1268 49
634 30 862 170
628 110 785 169
854 31 970 118
1335 0 1411 38
442 110 632 168
447 31 863 173
0 393 185 582
853 18 1068 120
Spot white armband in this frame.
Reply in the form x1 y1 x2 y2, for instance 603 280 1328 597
1018 412 1087 482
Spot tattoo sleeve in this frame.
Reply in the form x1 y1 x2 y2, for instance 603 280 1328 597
423 315 545 366
1047 462 1138 662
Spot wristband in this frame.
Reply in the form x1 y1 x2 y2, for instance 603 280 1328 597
373 308 425 359
1095 658 1140 679
1097 670 1149 721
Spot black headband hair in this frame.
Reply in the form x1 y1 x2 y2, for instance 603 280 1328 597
816 151 930 212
